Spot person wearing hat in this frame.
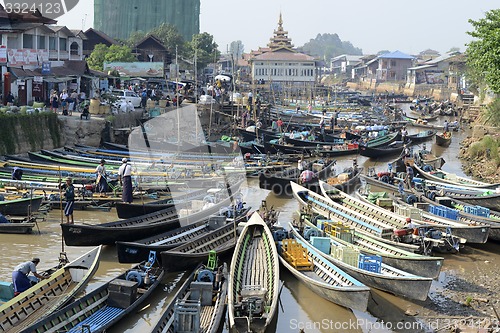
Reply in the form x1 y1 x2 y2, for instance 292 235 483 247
60 177 75 224
12 258 48 295
95 159 107 197
118 158 133 203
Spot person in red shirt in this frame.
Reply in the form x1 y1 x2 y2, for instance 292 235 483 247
277 118 283 132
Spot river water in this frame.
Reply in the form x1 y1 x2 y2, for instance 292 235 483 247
1 114 495 333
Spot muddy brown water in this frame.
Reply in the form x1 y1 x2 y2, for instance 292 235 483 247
1 118 498 333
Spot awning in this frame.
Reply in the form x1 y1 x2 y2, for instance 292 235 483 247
43 76 75 83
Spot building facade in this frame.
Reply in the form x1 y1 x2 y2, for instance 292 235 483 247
94 0 200 42
249 14 317 85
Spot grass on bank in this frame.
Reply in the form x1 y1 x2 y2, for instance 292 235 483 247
468 135 500 167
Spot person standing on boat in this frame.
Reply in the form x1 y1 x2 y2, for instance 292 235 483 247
405 163 414 189
400 126 408 143
60 177 75 224
119 158 133 203
12 258 48 295
276 118 284 133
95 159 107 196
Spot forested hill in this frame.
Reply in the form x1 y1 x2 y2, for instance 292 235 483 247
297 33 363 59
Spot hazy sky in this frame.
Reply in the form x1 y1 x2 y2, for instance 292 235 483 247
57 0 498 55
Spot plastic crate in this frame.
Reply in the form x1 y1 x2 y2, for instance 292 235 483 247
358 254 382 273
332 245 359 267
310 237 331 255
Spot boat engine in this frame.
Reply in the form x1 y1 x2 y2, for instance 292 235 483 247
304 227 322 240
197 269 215 283
235 296 265 317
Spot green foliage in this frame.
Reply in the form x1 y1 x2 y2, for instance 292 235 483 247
87 44 137 71
299 33 362 60
0 113 60 154
484 97 500 126
149 23 187 55
468 135 500 167
466 9 500 94
187 33 220 72
124 30 148 48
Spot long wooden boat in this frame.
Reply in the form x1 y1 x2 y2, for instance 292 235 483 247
62 179 244 246
160 214 248 271
228 213 280 333
289 223 433 301
150 263 228 333
360 131 399 148
115 188 207 219
300 204 443 279
259 160 337 196
117 206 250 263
0 195 43 216
356 188 488 244
0 246 102 333
435 132 452 147
360 173 500 241
359 140 411 159
416 178 500 211
413 164 500 189
277 232 370 311
23 258 164 333
407 130 436 143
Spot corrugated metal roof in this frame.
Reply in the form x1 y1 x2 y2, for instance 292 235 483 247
407 64 436 70
378 50 414 60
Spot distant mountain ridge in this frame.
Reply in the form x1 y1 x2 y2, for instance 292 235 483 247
297 33 363 59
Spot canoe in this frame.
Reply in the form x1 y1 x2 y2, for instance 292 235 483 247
115 188 207 219
24 256 164 333
0 196 43 216
406 130 436 143
435 132 452 147
228 213 280 333
359 140 411 159
258 160 337 196
0 246 102 333
359 173 500 241
117 206 250 263
0 215 36 234
413 164 500 189
150 263 228 333
355 188 488 244
277 231 370 311
415 178 500 211
289 223 433 301
160 212 250 271
360 132 399 148
62 179 243 246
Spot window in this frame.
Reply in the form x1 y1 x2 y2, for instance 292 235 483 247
390 60 397 67
38 35 46 49
23 34 33 48
7 36 19 48
59 37 67 51
49 37 56 50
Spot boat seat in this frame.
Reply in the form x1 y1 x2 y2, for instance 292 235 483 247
68 306 123 332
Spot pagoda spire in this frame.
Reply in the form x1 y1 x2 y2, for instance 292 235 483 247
267 12 294 50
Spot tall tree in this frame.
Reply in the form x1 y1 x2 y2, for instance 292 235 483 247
466 9 500 94
188 32 220 72
229 40 244 60
87 44 137 71
149 23 187 56
299 33 362 60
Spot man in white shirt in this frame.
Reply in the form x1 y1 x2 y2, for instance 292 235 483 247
118 158 133 203
12 258 47 295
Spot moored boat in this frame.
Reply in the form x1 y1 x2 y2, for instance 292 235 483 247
289 223 433 301
23 254 164 333
228 213 280 333
149 262 228 333
435 132 452 147
277 231 370 311
0 246 102 333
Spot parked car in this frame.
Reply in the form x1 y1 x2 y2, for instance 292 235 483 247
111 90 141 108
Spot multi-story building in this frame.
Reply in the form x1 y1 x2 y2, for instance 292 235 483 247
94 0 200 42
248 13 318 92
0 6 100 105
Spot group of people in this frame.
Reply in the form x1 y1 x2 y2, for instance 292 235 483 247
50 89 82 115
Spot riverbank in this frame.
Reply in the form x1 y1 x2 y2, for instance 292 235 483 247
459 125 500 184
